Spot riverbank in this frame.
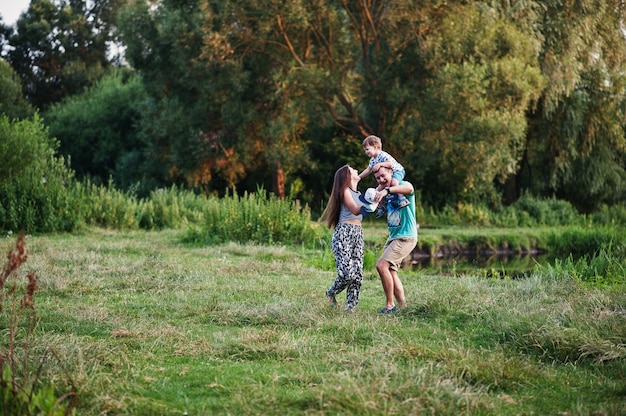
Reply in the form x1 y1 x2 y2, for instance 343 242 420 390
362 222 623 258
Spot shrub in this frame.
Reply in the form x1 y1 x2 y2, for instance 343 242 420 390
74 179 139 230
509 193 582 227
591 204 626 228
545 227 624 257
0 116 79 233
137 185 206 229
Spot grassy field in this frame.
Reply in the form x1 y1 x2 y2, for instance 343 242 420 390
2 227 625 415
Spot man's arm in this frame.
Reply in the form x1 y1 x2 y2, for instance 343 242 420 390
374 182 413 202
386 182 413 195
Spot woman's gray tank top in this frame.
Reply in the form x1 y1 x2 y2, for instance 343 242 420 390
338 188 363 223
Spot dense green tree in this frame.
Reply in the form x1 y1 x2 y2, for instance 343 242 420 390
118 0 432 198
44 70 149 191
118 0 218 192
0 59 33 120
1 0 124 109
519 0 626 211
413 3 544 205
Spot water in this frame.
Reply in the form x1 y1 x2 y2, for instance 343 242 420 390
406 252 551 278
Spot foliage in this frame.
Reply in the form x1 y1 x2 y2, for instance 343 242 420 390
591 204 626 228
506 192 582 227
0 233 77 415
0 59 32 120
72 179 140 230
417 3 544 203
544 227 625 258
520 0 626 211
44 71 150 193
1 0 124 109
136 185 207 230
3 1 626 211
543 248 626 288
183 187 328 246
0 116 79 233
416 193 584 228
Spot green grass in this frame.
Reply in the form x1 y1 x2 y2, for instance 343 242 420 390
1 228 624 415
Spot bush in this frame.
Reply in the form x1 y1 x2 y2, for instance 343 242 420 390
0 116 79 233
74 179 139 230
545 227 625 257
137 185 206 229
509 193 582 227
591 204 626 228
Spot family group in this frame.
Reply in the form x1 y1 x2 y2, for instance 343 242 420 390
320 135 418 315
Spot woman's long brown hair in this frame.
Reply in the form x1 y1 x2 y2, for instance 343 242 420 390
320 165 350 229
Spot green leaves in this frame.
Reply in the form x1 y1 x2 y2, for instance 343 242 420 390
3 0 118 109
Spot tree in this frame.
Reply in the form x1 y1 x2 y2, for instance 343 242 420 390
0 59 33 120
44 70 149 191
117 0 626 209
399 3 543 205
1 0 124 109
519 0 626 211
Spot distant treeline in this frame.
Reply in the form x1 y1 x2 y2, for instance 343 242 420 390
2 113 625 235
1 0 625 212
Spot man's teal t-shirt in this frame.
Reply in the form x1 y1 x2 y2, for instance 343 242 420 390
386 180 418 240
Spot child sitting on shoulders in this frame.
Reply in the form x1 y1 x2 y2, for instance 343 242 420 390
358 134 409 217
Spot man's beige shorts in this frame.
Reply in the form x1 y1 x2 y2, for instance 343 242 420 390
380 238 417 271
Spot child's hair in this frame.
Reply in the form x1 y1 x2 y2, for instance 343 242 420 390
362 135 382 149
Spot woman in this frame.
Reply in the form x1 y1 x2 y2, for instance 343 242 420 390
320 165 365 312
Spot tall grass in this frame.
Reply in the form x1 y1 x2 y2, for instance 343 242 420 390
182 187 328 246
3 165 626 237
418 193 586 228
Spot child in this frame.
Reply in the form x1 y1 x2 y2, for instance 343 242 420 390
358 135 409 216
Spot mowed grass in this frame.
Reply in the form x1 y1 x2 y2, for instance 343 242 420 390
2 228 624 415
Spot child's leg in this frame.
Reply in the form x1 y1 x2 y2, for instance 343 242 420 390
392 169 405 183
389 177 410 209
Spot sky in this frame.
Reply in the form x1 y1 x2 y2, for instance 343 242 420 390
0 0 30 26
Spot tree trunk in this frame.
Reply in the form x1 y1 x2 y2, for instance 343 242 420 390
273 166 285 198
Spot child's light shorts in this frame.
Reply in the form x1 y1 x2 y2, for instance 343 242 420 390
392 169 405 182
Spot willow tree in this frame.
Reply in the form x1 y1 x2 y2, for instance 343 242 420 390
408 3 544 205
520 0 626 211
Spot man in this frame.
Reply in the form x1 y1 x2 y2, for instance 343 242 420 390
372 166 418 314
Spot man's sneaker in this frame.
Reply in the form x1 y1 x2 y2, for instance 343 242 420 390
326 291 339 308
378 305 398 315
